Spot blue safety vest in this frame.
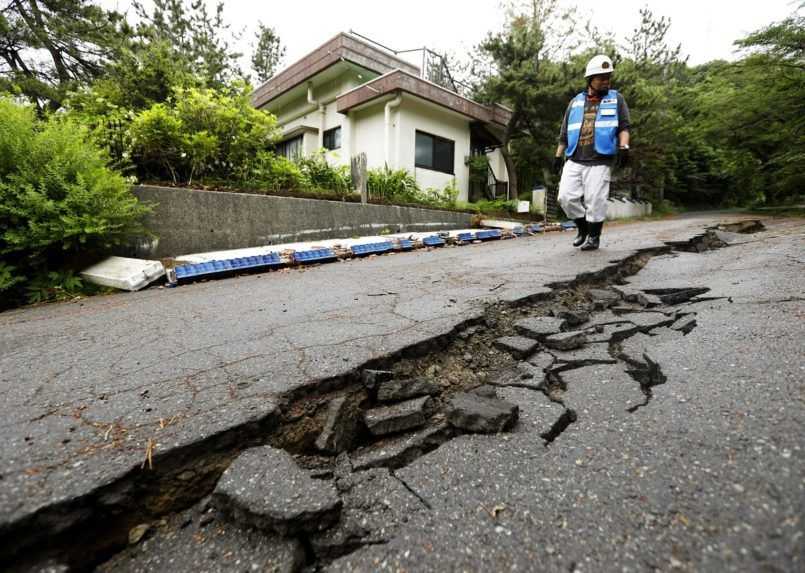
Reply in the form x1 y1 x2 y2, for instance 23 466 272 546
565 89 619 157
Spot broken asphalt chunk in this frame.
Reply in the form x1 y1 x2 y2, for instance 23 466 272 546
212 446 341 535
309 468 425 559
493 335 541 359
642 287 710 305
98 507 306 573
377 378 441 402
469 384 500 398
586 288 622 309
315 397 360 454
361 369 394 390
543 330 588 351
447 392 519 433
586 322 641 343
527 352 556 371
364 396 431 436
513 317 566 339
549 343 618 369
557 309 591 327
615 312 676 331
670 315 697 334
351 424 452 471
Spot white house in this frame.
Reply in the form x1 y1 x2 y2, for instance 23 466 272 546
251 32 512 203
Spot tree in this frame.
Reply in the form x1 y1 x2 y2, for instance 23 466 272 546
132 0 243 87
0 0 128 110
475 0 585 198
615 7 689 203
625 7 684 72
251 23 285 83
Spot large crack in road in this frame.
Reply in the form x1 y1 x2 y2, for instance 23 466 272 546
2 222 768 573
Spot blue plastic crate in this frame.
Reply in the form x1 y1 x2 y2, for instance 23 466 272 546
293 248 338 264
173 252 283 283
476 229 502 241
397 239 415 251
422 235 445 247
456 232 475 243
351 242 394 257
560 220 577 230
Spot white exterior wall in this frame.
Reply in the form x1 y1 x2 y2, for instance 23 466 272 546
397 96 471 202
351 103 389 170
269 69 369 166
486 148 509 183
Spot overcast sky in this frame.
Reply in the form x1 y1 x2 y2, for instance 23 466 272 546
105 0 799 73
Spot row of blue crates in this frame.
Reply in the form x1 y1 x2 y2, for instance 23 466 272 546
173 253 283 280
456 229 503 242
170 229 520 284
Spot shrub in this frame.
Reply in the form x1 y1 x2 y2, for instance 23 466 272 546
129 84 280 184
0 98 149 307
296 152 352 198
367 166 421 203
241 151 306 193
421 179 459 208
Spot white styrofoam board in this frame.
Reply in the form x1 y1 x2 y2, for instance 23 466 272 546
479 219 525 231
80 256 165 291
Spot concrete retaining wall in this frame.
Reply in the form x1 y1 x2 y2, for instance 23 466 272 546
128 185 475 258
530 188 652 220
605 197 653 220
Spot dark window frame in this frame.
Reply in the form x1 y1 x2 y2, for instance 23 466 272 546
276 134 303 159
323 126 341 150
415 130 455 175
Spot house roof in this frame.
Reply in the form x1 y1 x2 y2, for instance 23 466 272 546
251 32 420 109
336 69 513 128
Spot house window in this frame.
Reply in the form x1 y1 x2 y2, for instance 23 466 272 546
276 135 303 159
323 126 341 150
415 131 454 174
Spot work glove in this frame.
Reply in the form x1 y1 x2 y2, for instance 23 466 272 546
552 155 564 175
616 147 630 169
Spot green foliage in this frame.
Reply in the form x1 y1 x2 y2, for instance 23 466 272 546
422 180 460 208
466 155 490 184
0 98 149 306
240 151 306 193
129 85 280 184
367 167 421 203
133 0 243 87
25 270 84 304
296 153 352 197
475 2 803 208
251 24 286 83
0 0 129 110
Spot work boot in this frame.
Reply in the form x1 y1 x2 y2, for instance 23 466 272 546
580 221 603 251
572 218 588 247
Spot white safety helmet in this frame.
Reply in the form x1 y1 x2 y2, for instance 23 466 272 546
585 55 614 78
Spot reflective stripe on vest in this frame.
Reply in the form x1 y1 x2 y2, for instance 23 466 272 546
565 89 619 157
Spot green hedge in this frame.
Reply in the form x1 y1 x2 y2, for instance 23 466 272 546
0 98 149 306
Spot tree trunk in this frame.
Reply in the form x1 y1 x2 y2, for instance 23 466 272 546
500 111 519 200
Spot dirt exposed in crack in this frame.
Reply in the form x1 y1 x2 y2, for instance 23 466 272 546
5 236 726 573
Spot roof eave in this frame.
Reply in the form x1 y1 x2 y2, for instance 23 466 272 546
336 70 513 128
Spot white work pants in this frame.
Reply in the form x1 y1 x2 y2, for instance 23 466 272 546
557 160 611 223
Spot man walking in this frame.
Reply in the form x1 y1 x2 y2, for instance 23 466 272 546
553 55 631 250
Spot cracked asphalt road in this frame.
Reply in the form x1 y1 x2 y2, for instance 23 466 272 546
331 218 805 573
1 213 803 572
